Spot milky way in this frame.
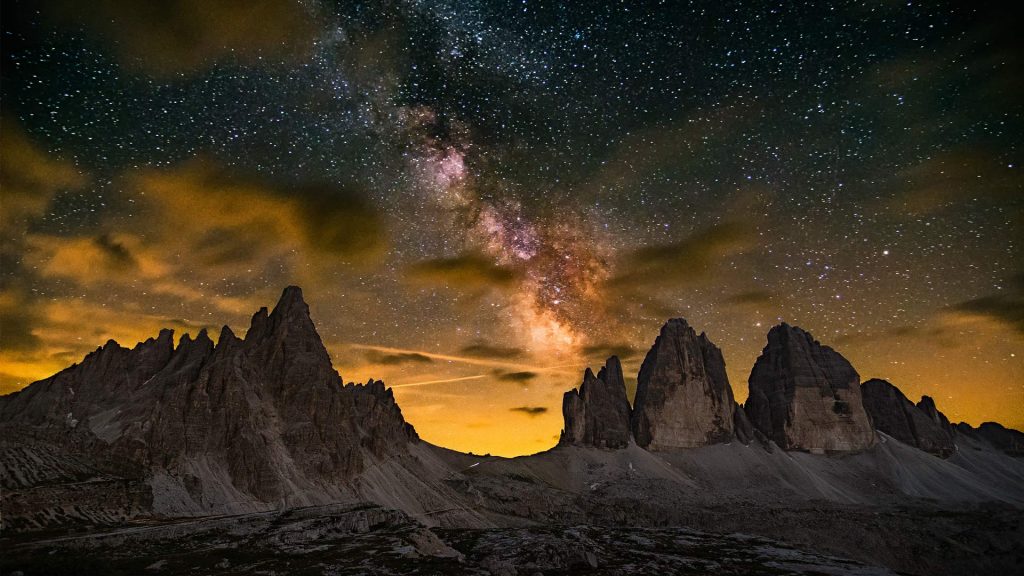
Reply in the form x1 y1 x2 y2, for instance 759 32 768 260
1 0 1021 455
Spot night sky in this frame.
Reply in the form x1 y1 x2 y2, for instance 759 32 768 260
1 0 1021 456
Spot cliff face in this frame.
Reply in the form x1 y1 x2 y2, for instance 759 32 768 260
861 379 955 457
0 287 417 516
745 324 876 453
560 356 632 449
630 319 736 450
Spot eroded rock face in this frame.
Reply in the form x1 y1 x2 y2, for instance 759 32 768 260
630 319 736 450
861 379 954 457
0 286 418 517
745 324 875 453
560 356 632 449
917 396 952 431
732 403 756 445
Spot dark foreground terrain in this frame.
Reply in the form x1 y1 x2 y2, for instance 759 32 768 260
3 500 1022 576
2 502 908 576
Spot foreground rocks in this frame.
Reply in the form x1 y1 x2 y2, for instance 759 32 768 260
631 319 737 449
0 503 899 576
745 324 876 453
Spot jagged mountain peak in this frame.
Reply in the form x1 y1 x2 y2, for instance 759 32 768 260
0 286 418 516
595 355 624 391
135 328 175 350
273 285 308 314
217 324 239 348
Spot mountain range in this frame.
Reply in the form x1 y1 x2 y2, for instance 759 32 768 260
2 286 1022 575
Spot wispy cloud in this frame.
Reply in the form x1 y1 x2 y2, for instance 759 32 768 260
509 406 548 417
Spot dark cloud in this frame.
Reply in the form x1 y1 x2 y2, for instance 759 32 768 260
950 274 1024 336
833 324 962 350
0 290 43 351
582 343 640 360
607 223 754 289
43 0 318 75
722 290 774 307
509 406 548 417
145 162 387 261
365 350 434 366
296 189 387 261
881 150 1020 216
92 234 138 270
494 370 537 382
459 343 525 359
0 119 87 238
405 253 518 291
192 227 266 267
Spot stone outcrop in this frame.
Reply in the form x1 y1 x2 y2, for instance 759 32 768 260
745 324 875 453
732 403 756 445
560 356 632 449
861 379 954 457
0 286 418 520
917 396 952 431
956 422 1024 456
630 319 736 449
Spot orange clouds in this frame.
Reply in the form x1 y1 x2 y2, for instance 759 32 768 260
5 156 388 392
404 252 519 292
26 160 386 303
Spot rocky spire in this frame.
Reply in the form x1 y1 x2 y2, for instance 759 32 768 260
215 325 241 352
917 396 952 430
247 306 271 341
560 357 632 449
745 324 875 453
630 319 736 450
861 379 954 457
241 286 338 394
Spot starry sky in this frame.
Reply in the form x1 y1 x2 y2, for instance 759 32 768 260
1 0 1021 456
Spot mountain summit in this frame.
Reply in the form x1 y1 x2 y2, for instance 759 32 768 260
745 323 876 453
631 319 738 449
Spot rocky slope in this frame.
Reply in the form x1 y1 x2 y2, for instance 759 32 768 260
631 319 738 449
861 378 955 457
560 356 632 448
745 323 876 453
